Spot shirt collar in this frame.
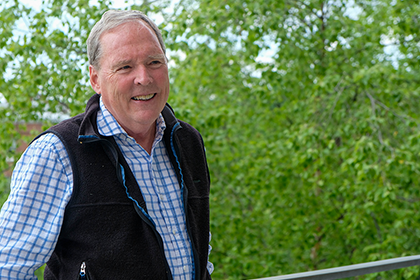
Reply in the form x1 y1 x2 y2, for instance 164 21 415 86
97 96 166 143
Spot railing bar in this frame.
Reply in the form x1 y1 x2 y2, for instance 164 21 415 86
252 255 420 280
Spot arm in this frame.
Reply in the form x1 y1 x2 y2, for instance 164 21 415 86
0 133 73 279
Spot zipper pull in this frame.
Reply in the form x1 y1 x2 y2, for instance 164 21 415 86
80 262 87 280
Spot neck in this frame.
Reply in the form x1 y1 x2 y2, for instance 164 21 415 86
125 122 156 155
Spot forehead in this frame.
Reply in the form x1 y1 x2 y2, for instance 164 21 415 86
99 20 163 64
101 20 158 46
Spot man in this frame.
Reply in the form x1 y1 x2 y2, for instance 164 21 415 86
0 10 212 279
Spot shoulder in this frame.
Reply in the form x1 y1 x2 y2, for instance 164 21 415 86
30 113 86 151
27 132 67 156
16 132 72 179
178 120 205 143
47 113 85 135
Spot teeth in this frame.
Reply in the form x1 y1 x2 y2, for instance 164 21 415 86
132 93 155 101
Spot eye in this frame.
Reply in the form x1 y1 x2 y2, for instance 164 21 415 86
150 60 161 65
116 65 131 72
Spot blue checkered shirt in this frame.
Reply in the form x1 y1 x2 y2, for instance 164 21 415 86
0 97 213 279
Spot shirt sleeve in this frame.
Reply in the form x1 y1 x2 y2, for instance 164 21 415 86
207 232 214 274
0 133 73 279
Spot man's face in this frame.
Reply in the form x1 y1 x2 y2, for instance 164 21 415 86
89 20 169 137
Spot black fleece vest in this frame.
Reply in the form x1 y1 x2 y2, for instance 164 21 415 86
42 94 211 280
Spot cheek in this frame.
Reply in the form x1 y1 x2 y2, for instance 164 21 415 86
117 76 135 91
155 72 169 89
105 77 129 97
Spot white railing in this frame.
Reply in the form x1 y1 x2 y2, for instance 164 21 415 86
252 255 420 280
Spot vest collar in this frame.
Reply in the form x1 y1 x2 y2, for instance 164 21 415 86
78 94 181 142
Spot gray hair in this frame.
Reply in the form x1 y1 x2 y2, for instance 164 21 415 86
87 10 166 69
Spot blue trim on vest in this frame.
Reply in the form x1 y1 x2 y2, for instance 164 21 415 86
169 122 196 280
120 164 156 227
170 122 185 193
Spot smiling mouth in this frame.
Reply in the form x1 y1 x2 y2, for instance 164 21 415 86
131 93 156 101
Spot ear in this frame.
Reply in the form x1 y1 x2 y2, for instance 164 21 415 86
89 65 101 94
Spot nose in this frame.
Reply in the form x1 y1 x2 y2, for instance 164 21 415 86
134 66 153 85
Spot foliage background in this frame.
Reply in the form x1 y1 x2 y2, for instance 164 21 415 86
1 0 419 279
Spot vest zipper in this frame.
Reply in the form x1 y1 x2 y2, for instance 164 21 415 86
79 261 90 280
79 127 176 280
96 136 173 280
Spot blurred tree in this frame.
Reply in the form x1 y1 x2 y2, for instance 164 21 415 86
163 0 420 279
1 0 420 279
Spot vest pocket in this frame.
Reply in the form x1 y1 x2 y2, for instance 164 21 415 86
79 262 90 280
